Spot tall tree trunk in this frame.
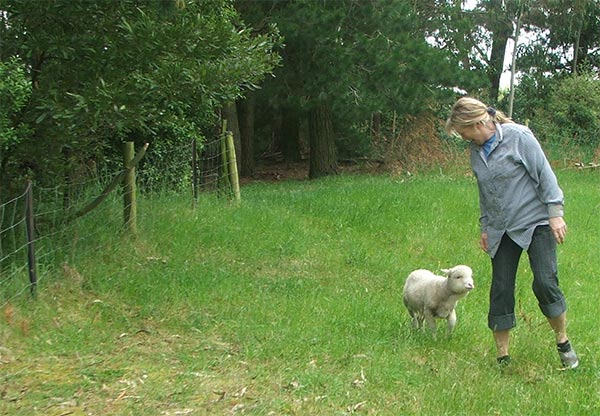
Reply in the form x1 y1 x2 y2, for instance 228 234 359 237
572 11 584 75
237 93 255 177
508 6 523 118
486 3 512 103
308 104 337 179
268 109 283 157
222 102 242 172
488 28 511 103
281 106 302 164
371 112 382 141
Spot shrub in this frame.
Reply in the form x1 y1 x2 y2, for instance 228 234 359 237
0 57 31 156
533 73 600 151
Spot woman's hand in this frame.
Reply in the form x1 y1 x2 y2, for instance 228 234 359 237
549 217 567 244
479 232 488 252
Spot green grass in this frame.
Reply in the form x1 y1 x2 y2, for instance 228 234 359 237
2 169 600 415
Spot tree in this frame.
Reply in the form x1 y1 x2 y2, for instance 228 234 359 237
0 0 281 189
0 58 32 198
429 0 520 103
507 3 524 118
308 104 336 178
240 0 470 178
480 1 515 103
415 0 490 93
522 0 600 75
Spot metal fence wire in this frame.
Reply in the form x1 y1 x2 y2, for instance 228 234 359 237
0 134 239 307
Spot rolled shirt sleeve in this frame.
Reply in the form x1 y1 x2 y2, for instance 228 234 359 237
548 204 564 218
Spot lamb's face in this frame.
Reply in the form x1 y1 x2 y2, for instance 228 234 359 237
447 265 475 294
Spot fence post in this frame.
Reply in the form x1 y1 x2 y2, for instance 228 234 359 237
122 141 137 234
226 131 241 203
25 181 37 297
192 138 198 208
220 129 231 193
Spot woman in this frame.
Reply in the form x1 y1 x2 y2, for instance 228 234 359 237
445 97 578 369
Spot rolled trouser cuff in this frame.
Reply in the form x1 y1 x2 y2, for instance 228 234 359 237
488 313 517 331
540 297 567 319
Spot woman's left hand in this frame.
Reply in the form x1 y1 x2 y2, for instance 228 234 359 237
549 217 567 244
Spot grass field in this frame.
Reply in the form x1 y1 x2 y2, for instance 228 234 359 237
1 167 599 415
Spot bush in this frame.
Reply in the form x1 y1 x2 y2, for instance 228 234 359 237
532 73 600 152
0 58 33 200
0 57 31 156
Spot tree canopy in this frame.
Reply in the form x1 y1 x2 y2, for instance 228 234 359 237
0 0 281 189
1 0 598 190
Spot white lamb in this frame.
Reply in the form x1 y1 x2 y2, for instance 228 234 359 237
402 265 474 336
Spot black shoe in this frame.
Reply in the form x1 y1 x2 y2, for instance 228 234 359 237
497 355 511 366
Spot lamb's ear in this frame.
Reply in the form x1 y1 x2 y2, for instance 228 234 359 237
441 268 450 276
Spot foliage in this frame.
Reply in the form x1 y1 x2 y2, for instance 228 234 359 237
2 171 599 414
500 72 554 123
2 0 599 188
531 72 600 150
0 58 31 152
513 0 600 99
0 0 281 189
0 58 32 196
243 0 472 159
432 0 600 102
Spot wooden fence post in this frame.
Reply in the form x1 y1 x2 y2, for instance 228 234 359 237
192 138 198 208
226 131 241 203
220 131 231 194
122 141 137 234
25 181 37 296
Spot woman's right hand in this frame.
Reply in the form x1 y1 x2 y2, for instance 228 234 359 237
479 232 488 252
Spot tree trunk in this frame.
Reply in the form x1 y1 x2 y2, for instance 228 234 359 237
222 102 242 173
486 3 512 103
281 106 302 163
268 109 283 157
507 7 522 118
572 12 583 75
308 104 337 179
488 27 511 103
237 94 255 177
371 112 382 141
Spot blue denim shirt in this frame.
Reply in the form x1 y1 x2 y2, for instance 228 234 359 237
470 123 564 258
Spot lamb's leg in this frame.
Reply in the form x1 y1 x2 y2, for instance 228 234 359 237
409 311 422 329
424 310 437 337
446 309 457 336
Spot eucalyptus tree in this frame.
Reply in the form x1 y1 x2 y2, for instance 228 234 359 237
419 0 524 103
474 0 600 105
412 0 491 93
519 0 600 75
0 0 280 188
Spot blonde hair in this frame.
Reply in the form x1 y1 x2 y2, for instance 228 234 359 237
445 97 512 135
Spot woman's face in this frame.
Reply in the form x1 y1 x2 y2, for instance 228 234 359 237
455 123 495 146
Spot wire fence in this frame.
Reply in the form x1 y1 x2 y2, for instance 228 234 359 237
0 185 34 304
0 134 238 308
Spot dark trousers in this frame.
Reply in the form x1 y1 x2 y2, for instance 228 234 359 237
488 225 567 331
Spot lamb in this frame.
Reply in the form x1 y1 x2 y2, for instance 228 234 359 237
402 265 474 336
